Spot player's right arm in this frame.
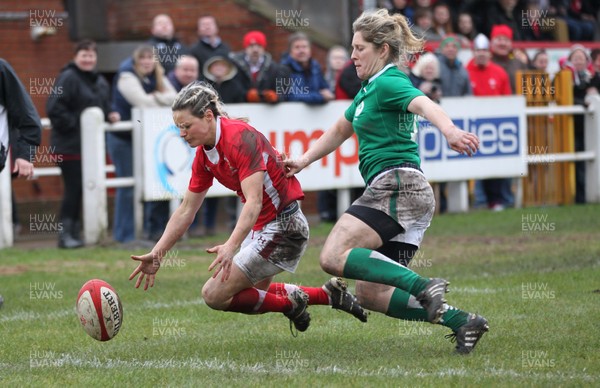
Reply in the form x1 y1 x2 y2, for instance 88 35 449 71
285 115 354 177
153 188 206 257
129 189 206 290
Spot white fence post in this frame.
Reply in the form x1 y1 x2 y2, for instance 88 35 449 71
337 189 351 219
585 95 600 203
0 161 13 248
132 109 144 240
81 107 108 245
446 181 469 213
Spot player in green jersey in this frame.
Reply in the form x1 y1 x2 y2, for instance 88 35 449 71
285 9 488 354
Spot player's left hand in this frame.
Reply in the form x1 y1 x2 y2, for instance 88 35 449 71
445 128 479 156
207 243 236 282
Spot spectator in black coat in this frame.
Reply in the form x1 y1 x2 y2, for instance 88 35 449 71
189 15 231 75
147 14 185 74
47 40 120 248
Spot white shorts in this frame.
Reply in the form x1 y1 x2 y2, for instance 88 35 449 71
233 202 309 285
349 167 434 247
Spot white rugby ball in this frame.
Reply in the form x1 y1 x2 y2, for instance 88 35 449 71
76 279 123 341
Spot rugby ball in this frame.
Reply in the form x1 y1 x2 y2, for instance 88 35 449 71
76 279 123 341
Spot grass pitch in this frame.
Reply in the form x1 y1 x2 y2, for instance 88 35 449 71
1 204 599 387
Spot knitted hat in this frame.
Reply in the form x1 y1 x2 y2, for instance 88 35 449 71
439 35 461 50
473 33 490 50
491 24 513 40
243 31 267 48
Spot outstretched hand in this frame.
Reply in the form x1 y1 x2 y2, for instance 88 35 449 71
129 252 162 290
445 128 479 156
282 153 308 178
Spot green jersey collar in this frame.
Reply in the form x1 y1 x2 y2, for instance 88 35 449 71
367 63 395 84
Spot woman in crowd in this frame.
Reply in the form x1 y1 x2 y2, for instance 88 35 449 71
47 40 120 248
109 44 177 243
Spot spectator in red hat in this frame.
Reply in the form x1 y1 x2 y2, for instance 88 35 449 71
490 24 528 93
229 30 288 104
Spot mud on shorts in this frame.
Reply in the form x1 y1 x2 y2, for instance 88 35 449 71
346 164 435 262
234 201 309 284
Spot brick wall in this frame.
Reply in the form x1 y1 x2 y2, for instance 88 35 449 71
1 0 329 211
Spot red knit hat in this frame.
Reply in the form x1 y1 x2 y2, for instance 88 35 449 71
243 31 267 48
490 25 513 40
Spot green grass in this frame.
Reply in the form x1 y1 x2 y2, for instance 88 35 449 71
1 205 599 387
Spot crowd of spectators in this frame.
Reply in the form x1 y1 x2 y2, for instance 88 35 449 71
380 0 599 43
9 3 600 245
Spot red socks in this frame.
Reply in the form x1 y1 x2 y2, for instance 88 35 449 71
226 288 291 314
268 283 331 306
225 282 332 314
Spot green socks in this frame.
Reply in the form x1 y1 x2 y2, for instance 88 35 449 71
343 247 429 296
386 288 469 331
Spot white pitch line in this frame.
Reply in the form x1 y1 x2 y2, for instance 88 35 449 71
0 287 508 323
12 354 596 382
0 299 205 323
0 308 74 323
451 287 505 294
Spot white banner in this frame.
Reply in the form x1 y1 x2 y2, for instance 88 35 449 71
139 97 527 200
420 95 528 180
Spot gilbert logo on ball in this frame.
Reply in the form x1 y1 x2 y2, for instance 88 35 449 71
76 279 123 341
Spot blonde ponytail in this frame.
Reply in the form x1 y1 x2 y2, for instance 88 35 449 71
353 9 423 66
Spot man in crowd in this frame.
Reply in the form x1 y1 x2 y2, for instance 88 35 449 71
189 15 231 73
147 14 185 74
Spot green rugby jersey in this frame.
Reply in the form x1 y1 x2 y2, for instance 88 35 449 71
344 64 424 185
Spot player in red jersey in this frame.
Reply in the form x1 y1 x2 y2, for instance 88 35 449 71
129 81 367 333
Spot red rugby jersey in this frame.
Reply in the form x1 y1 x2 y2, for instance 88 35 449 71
188 117 304 230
